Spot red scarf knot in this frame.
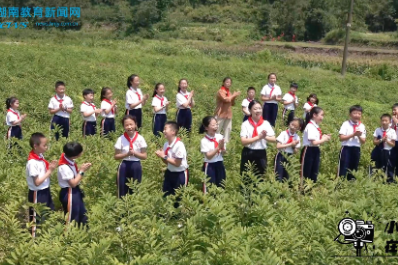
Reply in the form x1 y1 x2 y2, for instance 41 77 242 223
165 137 180 156
58 153 78 173
123 132 139 149
248 117 264 137
28 150 49 171
102 99 115 114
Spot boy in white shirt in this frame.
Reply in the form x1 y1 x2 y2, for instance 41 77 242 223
241 87 255 122
80 88 102 137
282 83 299 126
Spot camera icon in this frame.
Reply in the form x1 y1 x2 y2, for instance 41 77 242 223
335 218 374 256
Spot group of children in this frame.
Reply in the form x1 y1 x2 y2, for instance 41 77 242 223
7 72 398 235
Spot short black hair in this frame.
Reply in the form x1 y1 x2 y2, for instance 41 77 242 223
29 132 46 148
349 105 363 113
121 115 137 126
55 81 65 89
83 88 94 97
290 83 298 89
63 142 83 158
165 121 179 134
392 103 398 109
381 113 392 121
247 87 255 92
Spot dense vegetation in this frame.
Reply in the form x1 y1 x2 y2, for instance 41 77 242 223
0 28 398 264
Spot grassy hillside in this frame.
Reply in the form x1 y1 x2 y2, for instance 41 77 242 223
0 28 398 264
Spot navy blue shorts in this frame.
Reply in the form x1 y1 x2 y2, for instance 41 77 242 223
51 115 70 140
262 103 278 127
202 161 226 193
163 169 189 197
176 108 192 133
28 188 54 237
101 117 115 136
82 121 97 137
59 186 87 226
117 160 142 198
338 146 360 180
152 113 167 137
126 108 142 128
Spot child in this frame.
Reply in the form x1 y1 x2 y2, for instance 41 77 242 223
371 114 397 182
240 100 276 178
176 79 195 133
100 87 117 136
391 103 398 176
241 87 255 122
26 133 58 237
214 77 241 143
6 97 26 140
274 118 302 182
303 93 318 125
338 105 366 180
48 81 74 140
114 115 148 198
260 73 282 127
301 107 331 183
152 83 170 137
80 88 102 137
155 121 189 198
282 83 299 126
125 74 149 129
58 142 92 226
199 116 226 193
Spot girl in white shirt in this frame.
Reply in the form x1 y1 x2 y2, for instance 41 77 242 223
125 74 149 129
152 83 169 137
6 97 26 143
114 115 148 198
282 83 299 126
240 100 276 179
176 79 195 133
260 73 282 127
301 107 331 184
100 87 117 137
199 116 226 193
303 93 318 126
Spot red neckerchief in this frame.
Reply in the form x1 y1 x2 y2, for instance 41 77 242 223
205 135 219 149
307 101 314 107
54 95 65 104
350 120 361 133
130 87 141 101
82 101 96 111
180 91 191 107
247 98 253 102
7 109 20 120
165 137 180 156
286 130 294 144
155 95 164 107
269 84 275 98
221 86 230 97
382 128 387 138
288 92 296 101
28 150 49 171
248 116 264 137
309 121 322 139
102 99 115 114
58 153 78 173
123 132 139 149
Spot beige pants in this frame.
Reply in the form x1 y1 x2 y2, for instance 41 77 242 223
216 117 232 143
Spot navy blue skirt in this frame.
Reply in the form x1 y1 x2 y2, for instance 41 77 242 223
82 121 97 137
152 113 167 137
176 108 192 133
101 117 115 136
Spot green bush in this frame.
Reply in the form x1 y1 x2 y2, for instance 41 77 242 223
323 29 346 45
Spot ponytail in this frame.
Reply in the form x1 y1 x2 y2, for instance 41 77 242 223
5 97 17 110
290 117 305 133
199 116 216 134
309 106 323 119
152 83 164 98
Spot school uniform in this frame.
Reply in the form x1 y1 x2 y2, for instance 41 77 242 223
371 127 397 181
338 121 366 180
392 122 398 176
176 91 192 133
301 120 322 183
260 84 282 127
240 117 275 178
152 95 168 137
125 87 143 128
100 99 116 136
303 102 316 125
114 132 147 198
274 130 300 182
241 98 253 122
201 134 226 193
57 153 87 225
48 94 73 140
6 108 22 140
162 137 189 197
26 151 54 237
80 101 97 137
282 92 298 126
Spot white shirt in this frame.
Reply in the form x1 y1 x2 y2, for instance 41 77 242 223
6 108 20 126
240 119 275 150
303 120 321 147
48 95 74 118
176 91 191 109
260 84 282 104
163 137 188 172
241 98 253 115
125 87 143 110
276 130 301 154
100 100 115 118
282 93 298 110
373 127 397 150
303 102 317 118
26 156 50 191
57 156 78 188
339 120 366 147
152 95 168 115
200 134 225 163
114 133 148 161
80 101 97 122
